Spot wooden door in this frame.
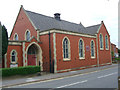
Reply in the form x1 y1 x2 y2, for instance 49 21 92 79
28 54 36 66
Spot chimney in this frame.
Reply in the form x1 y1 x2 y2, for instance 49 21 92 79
54 13 61 21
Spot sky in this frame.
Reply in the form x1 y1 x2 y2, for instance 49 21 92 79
0 0 119 48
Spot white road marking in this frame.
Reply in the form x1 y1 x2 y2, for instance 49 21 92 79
70 71 77 73
97 72 118 79
5 66 117 88
56 80 88 88
26 78 38 82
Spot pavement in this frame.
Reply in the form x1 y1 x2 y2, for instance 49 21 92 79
12 65 118 88
2 64 118 88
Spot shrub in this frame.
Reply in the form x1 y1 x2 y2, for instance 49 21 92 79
2 66 40 77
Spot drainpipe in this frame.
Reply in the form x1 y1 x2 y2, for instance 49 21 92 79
49 31 52 73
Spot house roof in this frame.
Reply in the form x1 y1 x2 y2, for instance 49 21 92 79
86 24 101 35
25 9 101 35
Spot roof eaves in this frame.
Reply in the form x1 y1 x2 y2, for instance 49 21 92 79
39 28 96 37
96 22 103 34
23 9 38 30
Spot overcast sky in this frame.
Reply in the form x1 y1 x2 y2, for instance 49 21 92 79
0 0 119 48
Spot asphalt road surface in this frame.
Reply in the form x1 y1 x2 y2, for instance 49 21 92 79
9 66 118 88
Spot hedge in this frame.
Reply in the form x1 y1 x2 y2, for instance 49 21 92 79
114 57 120 60
2 66 40 77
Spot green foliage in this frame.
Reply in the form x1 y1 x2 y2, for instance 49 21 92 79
2 25 8 57
2 66 40 77
111 51 114 57
114 57 120 61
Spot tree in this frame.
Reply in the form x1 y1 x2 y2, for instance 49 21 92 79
2 25 8 58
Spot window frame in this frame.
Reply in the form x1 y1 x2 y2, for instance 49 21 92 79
62 37 71 61
79 38 85 59
90 40 95 58
105 35 109 50
99 33 104 50
25 30 31 41
14 33 19 40
10 50 18 64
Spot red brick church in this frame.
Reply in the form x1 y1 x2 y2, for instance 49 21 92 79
3 5 112 73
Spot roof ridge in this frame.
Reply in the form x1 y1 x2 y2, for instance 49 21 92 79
86 23 101 28
24 8 100 35
25 10 55 20
25 9 85 27
62 19 85 27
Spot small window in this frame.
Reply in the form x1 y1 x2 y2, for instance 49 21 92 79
26 30 30 41
79 39 84 59
91 40 95 58
11 51 16 62
99 34 103 49
14 34 18 40
105 35 109 50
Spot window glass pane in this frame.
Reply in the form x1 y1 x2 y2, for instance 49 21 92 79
81 49 83 57
63 51 65 58
66 53 68 58
91 41 94 57
12 56 15 62
100 34 103 48
12 51 16 62
105 35 108 49
63 38 69 58
26 31 30 41
12 51 15 55
15 34 18 40
79 40 83 58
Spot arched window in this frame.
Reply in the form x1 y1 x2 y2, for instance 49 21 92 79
26 30 31 41
105 35 109 50
63 37 70 59
11 51 17 62
79 39 84 59
14 34 18 40
91 40 95 58
99 34 103 49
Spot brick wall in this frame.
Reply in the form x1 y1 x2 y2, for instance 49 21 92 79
56 33 97 72
10 7 37 41
97 23 111 65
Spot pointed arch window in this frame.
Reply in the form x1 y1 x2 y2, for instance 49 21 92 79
10 50 17 63
14 33 18 40
63 37 70 60
105 35 109 50
99 34 103 49
91 40 95 58
79 39 85 59
26 30 31 41
12 51 16 62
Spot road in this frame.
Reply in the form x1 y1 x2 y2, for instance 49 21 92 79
8 66 118 88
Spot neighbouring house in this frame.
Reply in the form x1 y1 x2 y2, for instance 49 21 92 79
111 43 119 58
2 5 112 73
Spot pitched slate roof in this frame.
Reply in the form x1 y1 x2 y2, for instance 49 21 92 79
25 9 101 35
86 24 101 35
